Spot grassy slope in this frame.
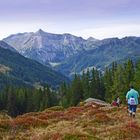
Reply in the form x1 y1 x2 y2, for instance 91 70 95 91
0 104 140 140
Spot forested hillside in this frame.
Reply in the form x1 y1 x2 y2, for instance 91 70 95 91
0 46 69 89
1 59 140 117
59 59 140 107
0 86 58 117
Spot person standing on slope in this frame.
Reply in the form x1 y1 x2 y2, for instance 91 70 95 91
126 85 139 118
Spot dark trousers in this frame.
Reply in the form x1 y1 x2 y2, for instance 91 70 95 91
128 104 137 113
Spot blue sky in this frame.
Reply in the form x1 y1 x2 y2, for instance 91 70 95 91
0 0 140 39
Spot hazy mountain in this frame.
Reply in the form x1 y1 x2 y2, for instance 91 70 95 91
55 37 140 76
3 30 140 77
4 29 96 65
0 43 69 89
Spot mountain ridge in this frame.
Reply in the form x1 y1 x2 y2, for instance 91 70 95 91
55 36 140 76
0 41 17 52
3 29 96 63
3 30 140 77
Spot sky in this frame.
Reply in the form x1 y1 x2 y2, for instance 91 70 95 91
0 0 140 39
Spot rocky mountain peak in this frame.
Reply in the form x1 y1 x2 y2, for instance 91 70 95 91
36 29 45 35
3 30 90 63
87 37 99 42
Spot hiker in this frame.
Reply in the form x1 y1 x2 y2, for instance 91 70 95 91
111 97 119 107
111 96 121 107
111 100 117 106
126 85 139 118
116 96 121 107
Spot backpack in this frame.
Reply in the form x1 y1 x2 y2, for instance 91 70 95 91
129 96 136 105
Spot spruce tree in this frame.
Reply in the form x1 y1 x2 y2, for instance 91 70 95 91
7 86 17 117
104 68 113 102
81 69 90 99
134 60 140 91
71 74 84 106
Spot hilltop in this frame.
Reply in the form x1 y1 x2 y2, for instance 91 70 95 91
0 103 140 140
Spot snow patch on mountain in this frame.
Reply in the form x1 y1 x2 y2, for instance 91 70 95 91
49 62 61 67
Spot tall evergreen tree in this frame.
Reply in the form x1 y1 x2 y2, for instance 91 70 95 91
70 74 84 106
134 60 140 91
7 86 17 117
81 69 90 99
104 67 113 102
124 59 135 87
90 68 103 99
111 64 126 102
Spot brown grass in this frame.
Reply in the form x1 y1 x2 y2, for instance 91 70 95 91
0 105 140 140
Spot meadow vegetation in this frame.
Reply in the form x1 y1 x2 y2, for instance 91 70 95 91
0 103 140 140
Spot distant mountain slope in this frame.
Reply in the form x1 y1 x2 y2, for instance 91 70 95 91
3 30 140 77
3 29 95 65
0 41 17 52
0 44 69 89
55 37 140 76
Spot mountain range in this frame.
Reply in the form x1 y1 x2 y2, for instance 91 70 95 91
3 29 140 77
0 41 69 89
4 29 96 65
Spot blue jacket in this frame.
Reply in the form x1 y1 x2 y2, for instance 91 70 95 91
126 89 139 105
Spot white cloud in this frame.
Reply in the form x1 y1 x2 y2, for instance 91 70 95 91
0 22 140 40
0 22 49 39
71 24 140 39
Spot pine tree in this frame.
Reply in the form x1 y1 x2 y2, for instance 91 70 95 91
26 89 34 112
42 85 52 109
111 64 126 102
124 59 135 88
99 74 105 100
90 68 103 99
104 67 113 102
59 82 68 106
70 74 84 106
7 86 17 117
90 68 96 98
112 61 118 77
134 60 140 91
81 69 90 99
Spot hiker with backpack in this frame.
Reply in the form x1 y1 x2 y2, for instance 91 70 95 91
126 85 139 118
